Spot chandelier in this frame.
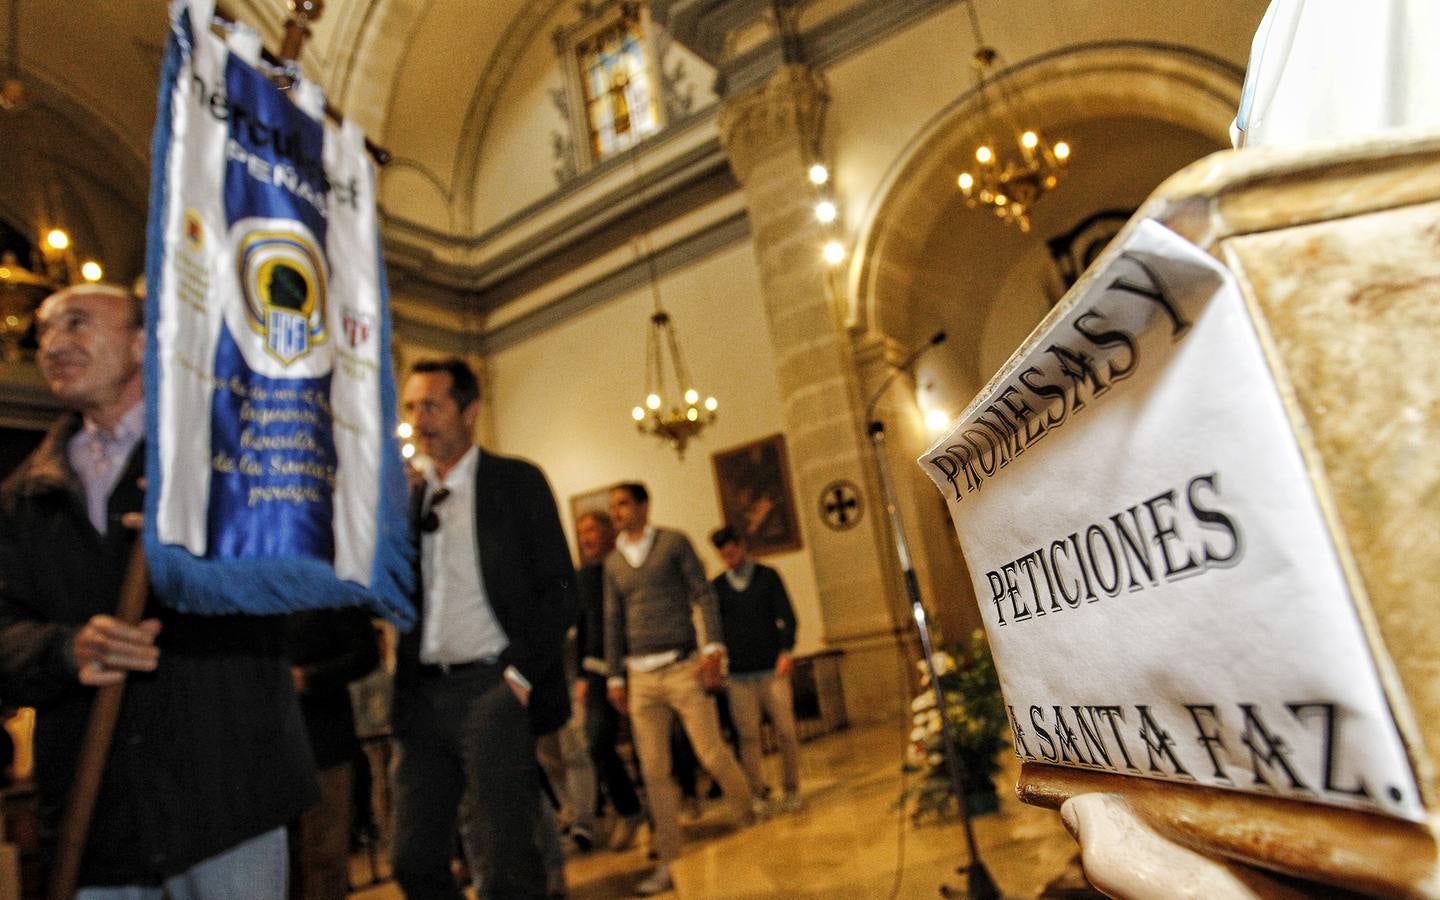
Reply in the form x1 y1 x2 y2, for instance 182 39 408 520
0 251 49 360
0 227 105 361
623 138 716 458
955 1 1070 233
631 302 717 458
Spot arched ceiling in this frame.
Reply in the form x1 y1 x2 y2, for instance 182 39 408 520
1 0 547 234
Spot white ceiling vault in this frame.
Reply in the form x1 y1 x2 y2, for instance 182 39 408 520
2 0 614 226
0 0 758 298
2 0 1258 329
2 0 937 244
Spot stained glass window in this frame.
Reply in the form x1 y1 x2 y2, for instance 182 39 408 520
576 7 661 161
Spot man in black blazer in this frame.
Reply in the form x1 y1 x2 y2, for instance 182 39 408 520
392 357 575 900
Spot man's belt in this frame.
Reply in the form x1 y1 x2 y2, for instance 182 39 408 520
417 657 500 678
626 645 697 674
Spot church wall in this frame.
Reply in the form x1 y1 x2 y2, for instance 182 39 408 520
464 11 577 235
483 239 828 656
712 0 1259 665
466 6 722 235
374 0 494 224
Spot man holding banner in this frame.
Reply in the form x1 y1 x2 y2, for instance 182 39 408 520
0 284 317 896
3 0 417 893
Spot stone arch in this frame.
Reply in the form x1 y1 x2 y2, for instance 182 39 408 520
849 41 1244 345
0 70 150 280
841 41 1244 646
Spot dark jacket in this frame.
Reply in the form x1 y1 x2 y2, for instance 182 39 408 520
395 449 576 735
575 561 608 684
712 563 797 674
0 414 318 887
284 606 378 769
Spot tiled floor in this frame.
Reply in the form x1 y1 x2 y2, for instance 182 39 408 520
350 721 1087 899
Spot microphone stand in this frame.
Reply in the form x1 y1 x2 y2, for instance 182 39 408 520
865 333 998 900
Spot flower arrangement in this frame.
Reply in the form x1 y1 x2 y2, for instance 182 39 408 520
901 629 1009 821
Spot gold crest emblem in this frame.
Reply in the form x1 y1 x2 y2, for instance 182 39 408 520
236 227 328 366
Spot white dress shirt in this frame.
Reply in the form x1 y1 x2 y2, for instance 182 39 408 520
615 524 657 568
419 446 510 667
68 401 144 535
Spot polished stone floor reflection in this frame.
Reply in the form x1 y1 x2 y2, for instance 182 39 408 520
352 721 1087 898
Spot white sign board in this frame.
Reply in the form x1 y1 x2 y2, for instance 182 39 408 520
919 220 1421 821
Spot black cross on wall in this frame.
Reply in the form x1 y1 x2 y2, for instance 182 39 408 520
819 480 862 531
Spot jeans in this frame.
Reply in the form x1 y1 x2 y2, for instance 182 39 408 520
535 718 597 834
74 827 287 900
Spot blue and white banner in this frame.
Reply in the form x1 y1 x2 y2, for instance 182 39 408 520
143 0 414 626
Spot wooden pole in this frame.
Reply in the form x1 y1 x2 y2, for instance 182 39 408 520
47 541 150 900
272 0 321 91
214 2 391 165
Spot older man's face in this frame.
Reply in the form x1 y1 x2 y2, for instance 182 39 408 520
36 290 142 419
576 515 614 564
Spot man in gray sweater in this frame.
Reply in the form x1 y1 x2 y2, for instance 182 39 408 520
603 482 753 896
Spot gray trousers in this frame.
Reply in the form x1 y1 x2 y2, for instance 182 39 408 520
391 664 545 899
536 717 597 835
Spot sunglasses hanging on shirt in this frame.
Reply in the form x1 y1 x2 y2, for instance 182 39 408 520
420 487 451 534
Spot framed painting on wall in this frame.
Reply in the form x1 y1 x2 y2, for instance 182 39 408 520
569 484 614 532
711 433 802 557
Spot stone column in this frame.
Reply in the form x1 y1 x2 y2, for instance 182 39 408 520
719 65 911 724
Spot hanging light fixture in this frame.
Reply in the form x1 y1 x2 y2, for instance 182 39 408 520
0 250 50 360
955 1 1070 233
0 223 111 361
1 0 28 112
629 254 717 458
618 114 717 458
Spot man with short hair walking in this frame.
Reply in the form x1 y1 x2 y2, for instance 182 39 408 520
393 357 574 899
604 483 752 896
710 526 803 813
572 510 645 850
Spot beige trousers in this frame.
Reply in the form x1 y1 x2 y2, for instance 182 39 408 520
628 657 752 862
727 673 801 796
